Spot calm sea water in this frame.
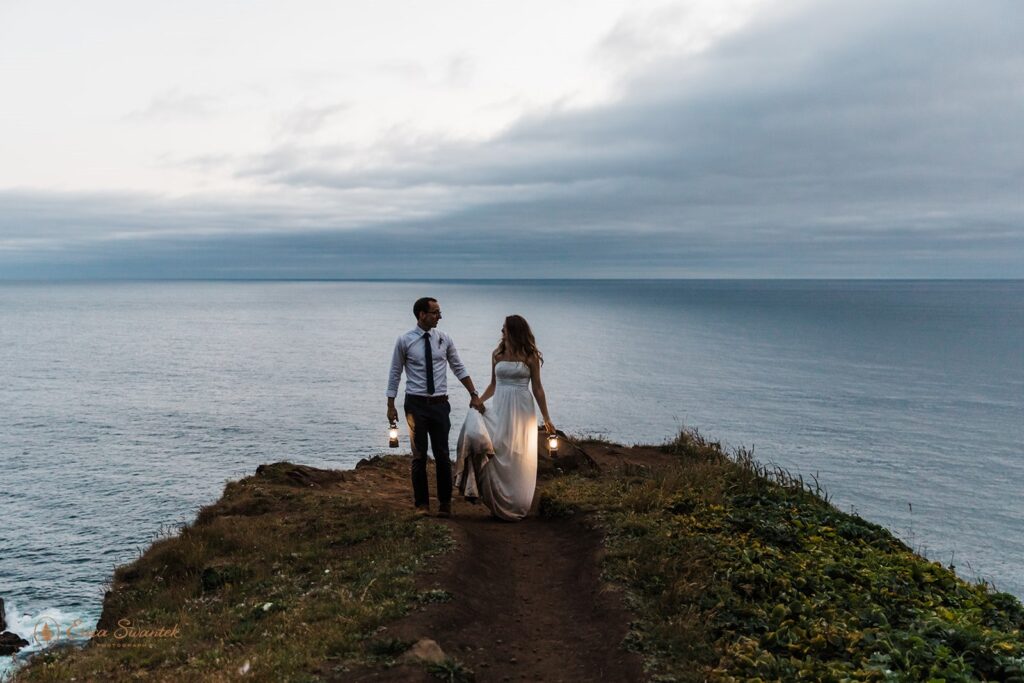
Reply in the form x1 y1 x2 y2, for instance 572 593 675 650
1 279 1022 665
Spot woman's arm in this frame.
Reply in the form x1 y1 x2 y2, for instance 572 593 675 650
528 356 555 433
478 355 498 404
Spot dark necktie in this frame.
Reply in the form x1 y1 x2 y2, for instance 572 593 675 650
423 332 435 395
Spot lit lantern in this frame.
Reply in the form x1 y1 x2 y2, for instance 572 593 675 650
547 432 559 457
388 423 400 448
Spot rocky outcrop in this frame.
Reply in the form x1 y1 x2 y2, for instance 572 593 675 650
398 638 446 665
0 598 30 655
0 631 30 656
255 462 347 488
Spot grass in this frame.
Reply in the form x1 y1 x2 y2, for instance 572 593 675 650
14 433 1024 681
15 458 453 682
427 657 476 682
541 428 1024 682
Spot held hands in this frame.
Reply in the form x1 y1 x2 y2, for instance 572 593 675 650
470 396 487 414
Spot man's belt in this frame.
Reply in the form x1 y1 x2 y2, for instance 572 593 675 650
405 394 449 404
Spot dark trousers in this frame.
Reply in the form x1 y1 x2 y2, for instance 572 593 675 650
403 395 452 507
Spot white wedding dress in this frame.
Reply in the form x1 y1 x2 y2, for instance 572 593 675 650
454 361 537 521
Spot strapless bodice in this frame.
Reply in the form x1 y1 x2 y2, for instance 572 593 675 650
495 360 530 387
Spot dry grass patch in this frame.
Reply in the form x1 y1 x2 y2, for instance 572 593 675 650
16 459 453 683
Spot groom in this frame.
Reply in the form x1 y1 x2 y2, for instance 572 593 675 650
387 297 485 517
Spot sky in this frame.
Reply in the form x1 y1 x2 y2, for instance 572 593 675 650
1 0 1022 279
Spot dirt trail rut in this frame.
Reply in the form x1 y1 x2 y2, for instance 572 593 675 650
345 459 644 682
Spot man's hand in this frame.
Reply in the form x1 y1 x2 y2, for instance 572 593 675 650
387 401 398 424
470 396 486 414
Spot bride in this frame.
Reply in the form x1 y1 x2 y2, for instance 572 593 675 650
454 315 555 521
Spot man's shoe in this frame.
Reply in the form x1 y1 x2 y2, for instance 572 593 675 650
413 505 430 517
437 502 452 518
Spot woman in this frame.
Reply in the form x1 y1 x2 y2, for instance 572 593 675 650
454 315 555 521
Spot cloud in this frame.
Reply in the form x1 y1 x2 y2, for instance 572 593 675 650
594 0 764 72
242 0 1024 203
4 0 1024 278
124 89 221 122
445 54 476 87
276 102 350 138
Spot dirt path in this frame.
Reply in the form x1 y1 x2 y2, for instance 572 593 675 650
343 456 645 682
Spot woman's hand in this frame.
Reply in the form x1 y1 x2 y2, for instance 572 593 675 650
543 420 556 435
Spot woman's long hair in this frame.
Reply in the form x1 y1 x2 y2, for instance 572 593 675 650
494 315 543 365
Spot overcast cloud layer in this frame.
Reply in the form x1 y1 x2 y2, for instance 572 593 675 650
2 0 1023 279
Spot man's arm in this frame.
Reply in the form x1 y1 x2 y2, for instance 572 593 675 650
458 375 485 414
386 336 405 423
447 336 485 413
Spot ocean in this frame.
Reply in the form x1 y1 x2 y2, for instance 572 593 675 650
1 279 1022 666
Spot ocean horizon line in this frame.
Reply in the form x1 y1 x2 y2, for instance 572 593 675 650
2 276 1023 284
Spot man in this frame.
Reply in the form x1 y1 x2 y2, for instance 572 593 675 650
387 297 485 517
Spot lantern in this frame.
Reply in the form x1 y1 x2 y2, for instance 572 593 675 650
547 432 559 456
388 423 400 448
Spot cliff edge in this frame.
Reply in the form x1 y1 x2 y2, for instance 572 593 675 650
15 430 1024 682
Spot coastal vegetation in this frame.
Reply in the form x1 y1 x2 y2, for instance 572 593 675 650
15 462 455 682
13 431 1024 681
542 431 1024 681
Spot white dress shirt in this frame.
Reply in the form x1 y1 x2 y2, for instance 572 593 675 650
387 327 469 398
